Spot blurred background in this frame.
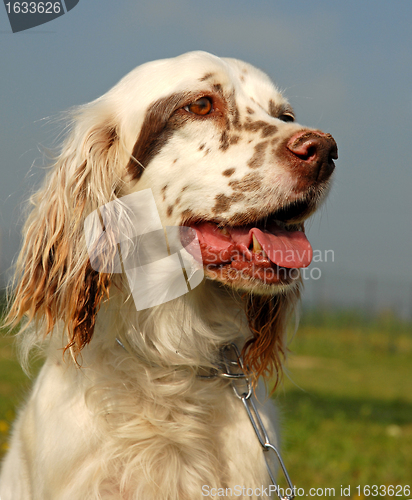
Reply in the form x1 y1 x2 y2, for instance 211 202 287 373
0 0 411 496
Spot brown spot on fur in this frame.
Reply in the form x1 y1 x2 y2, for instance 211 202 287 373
212 192 245 214
213 83 223 93
220 124 240 151
227 90 242 130
268 99 281 118
181 185 188 192
222 168 236 177
261 124 278 138
181 209 195 224
175 197 181 206
229 173 263 191
247 141 269 168
199 143 206 151
269 99 295 120
244 120 277 137
199 72 215 82
161 184 168 201
126 92 192 180
220 131 230 151
240 75 245 82
167 205 173 217
173 158 178 164
246 107 255 115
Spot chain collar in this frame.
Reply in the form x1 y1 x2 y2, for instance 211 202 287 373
219 344 295 500
115 338 294 500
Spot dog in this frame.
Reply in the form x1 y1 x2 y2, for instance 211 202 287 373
0 51 337 499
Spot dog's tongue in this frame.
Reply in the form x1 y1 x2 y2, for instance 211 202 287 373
250 227 312 267
192 223 312 268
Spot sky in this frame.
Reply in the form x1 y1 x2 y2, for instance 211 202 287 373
0 0 411 315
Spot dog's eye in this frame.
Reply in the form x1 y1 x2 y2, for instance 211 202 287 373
184 97 213 116
279 113 295 123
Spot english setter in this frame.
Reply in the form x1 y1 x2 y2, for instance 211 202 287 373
0 51 337 499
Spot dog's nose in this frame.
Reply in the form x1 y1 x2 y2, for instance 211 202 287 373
286 131 338 182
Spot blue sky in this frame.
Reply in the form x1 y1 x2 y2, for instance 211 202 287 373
1 0 411 313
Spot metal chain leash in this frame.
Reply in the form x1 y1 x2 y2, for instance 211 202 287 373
220 344 295 500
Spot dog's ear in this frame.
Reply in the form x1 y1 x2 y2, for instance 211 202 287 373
6 104 125 357
242 285 301 388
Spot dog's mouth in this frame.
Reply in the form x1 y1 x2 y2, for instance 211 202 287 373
182 198 315 288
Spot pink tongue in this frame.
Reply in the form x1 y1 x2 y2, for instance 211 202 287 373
250 227 312 268
193 223 313 268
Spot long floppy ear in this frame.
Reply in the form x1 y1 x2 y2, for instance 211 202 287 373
242 284 301 389
6 103 125 357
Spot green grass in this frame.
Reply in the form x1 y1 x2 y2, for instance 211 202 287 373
274 310 412 498
0 302 411 498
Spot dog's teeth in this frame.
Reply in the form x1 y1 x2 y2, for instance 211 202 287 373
252 234 262 252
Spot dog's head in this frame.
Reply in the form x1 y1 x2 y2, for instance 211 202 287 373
117 52 337 293
7 52 336 379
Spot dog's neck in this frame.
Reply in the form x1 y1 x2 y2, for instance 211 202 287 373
91 279 250 370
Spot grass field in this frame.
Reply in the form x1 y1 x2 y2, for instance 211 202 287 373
274 310 412 498
0 301 411 498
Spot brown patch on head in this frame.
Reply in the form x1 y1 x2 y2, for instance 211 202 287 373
222 168 236 177
268 99 281 118
246 107 255 115
261 124 278 138
229 173 263 191
220 131 241 151
213 83 223 93
199 72 215 82
227 90 242 130
167 205 174 217
212 192 246 215
240 75 245 83
199 143 206 151
269 99 295 120
181 185 188 192
161 184 168 201
126 92 191 180
247 141 269 169
244 119 277 138
175 197 181 206
220 131 230 151
180 208 195 224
